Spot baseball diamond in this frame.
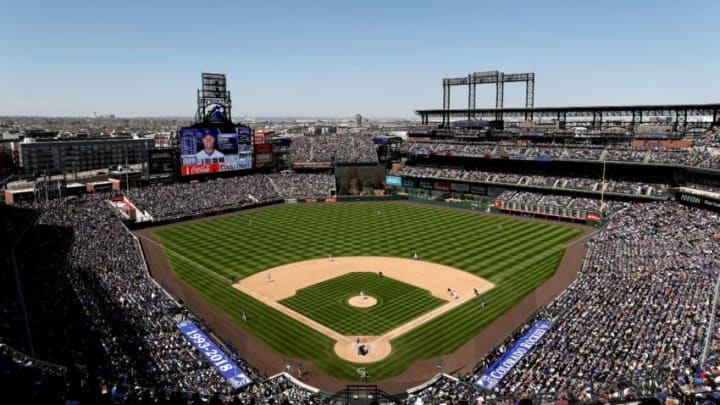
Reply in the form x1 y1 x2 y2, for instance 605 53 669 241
146 202 583 385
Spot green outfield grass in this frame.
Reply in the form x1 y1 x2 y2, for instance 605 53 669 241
151 202 582 381
280 272 445 336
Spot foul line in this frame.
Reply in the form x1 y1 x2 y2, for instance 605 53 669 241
136 233 233 284
234 283 350 343
565 227 600 248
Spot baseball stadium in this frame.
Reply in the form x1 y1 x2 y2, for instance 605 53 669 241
3 68 720 405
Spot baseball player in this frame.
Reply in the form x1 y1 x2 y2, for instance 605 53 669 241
195 130 225 163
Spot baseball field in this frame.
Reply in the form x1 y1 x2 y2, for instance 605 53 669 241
149 202 581 382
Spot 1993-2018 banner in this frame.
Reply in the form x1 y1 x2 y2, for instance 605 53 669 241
177 320 253 389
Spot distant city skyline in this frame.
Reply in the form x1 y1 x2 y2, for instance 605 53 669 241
1 0 719 118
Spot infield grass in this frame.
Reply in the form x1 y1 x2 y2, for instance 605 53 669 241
151 202 582 381
280 272 445 335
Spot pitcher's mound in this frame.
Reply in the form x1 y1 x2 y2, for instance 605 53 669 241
348 295 377 308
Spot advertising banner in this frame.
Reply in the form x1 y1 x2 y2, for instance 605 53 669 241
177 320 253 389
385 175 403 186
471 185 487 195
586 213 602 223
676 192 720 212
487 187 506 197
433 181 451 191
451 182 470 192
254 143 272 154
403 178 417 188
148 149 177 174
254 143 273 167
475 320 553 391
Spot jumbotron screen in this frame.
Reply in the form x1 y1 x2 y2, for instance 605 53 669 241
179 126 253 176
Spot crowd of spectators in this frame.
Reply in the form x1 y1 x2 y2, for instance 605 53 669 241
26 196 237 394
604 147 648 162
523 174 560 188
413 201 719 402
564 146 604 161
399 141 720 169
289 136 313 164
647 149 710 167
697 128 720 148
495 191 629 216
236 374 323 403
392 165 669 198
493 202 719 399
495 190 517 201
699 154 720 170
394 166 495 183
130 175 276 221
4 162 720 403
537 194 574 207
0 205 36 353
3 195 322 403
403 374 480 404
568 198 629 215
130 173 335 222
398 142 495 157
290 134 378 164
494 144 526 156
691 318 720 403
268 172 336 198
525 146 566 159
510 191 543 204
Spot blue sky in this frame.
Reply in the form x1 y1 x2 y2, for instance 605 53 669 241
1 0 718 118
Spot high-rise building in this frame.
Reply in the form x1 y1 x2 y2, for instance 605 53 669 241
355 114 363 128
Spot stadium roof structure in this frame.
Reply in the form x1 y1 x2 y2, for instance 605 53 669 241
416 103 720 125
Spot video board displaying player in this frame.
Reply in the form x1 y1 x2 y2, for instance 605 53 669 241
180 126 253 176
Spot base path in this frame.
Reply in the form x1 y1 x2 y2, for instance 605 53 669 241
234 256 495 363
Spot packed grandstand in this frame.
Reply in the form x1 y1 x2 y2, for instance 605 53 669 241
3 128 720 405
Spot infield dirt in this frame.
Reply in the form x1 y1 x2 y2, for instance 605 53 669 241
234 257 494 363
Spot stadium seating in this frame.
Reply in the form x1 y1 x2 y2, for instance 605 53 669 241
3 163 719 403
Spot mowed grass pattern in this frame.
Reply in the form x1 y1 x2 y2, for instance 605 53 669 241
280 272 445 335
152 202 581 381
